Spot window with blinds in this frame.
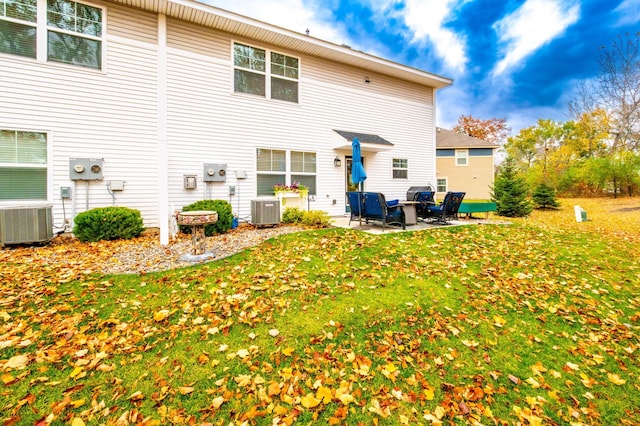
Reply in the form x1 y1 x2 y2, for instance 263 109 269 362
0 129 47 200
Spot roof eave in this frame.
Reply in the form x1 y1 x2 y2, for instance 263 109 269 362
107 0 453 89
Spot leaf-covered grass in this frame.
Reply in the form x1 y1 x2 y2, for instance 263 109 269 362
1 198 639 425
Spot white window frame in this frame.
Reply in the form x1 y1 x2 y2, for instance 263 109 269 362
290 150 316 194
256 148 286 196
256 148 316 196
436 178 447 193
45 0 104 69
0 128 49 202
0 0 38 58
233 41 299 103
0 0 105 70
392 158 408 179
455 149 468 166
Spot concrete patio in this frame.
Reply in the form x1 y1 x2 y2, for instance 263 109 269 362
330 214 482 234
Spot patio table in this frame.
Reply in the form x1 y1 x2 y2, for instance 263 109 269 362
399 201 419 225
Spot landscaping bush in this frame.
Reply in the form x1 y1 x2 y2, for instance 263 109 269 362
282 207 305 224
301 210 332 228
532 183 560 208
180 199 233 236
73 206 144 242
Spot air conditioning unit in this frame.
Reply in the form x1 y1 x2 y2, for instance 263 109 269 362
0 205 53 246
251 200 280 226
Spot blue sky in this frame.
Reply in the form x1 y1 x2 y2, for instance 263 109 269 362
202 0 640 134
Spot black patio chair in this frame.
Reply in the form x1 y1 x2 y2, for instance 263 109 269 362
362 192 405 231
426 191 466 224
346 191 365 226
413 191 435 220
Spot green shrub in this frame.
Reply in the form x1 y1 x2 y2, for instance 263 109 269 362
180 199 233 236
532 183 560 208
301 210 332 228
73 207 144 242
282 207 305 224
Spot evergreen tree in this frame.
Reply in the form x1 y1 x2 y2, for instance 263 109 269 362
532 183 560 208
491 158 533 217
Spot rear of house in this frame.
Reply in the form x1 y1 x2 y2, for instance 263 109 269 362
0 0 452 243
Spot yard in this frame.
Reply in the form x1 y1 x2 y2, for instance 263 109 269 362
1 198 639 425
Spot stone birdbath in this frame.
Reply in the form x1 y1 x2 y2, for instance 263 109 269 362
176 210 218 258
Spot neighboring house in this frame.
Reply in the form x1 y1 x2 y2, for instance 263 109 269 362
435 128 499 200
0 0 452 244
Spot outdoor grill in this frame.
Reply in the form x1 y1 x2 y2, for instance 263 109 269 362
406 185 434 201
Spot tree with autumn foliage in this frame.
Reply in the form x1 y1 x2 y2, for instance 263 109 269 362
453 115 511 145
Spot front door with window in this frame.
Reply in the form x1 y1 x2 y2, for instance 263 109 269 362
345 156 364 212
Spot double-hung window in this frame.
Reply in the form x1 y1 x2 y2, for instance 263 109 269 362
0 0 38 58
437 178 447 193
256 149 316 196
392 158 408 179
234 42 299 103
47 0 102 69
0 0 103 69
256 148 286 196
290 151 316 194
455 149 468 166
0 129 48 200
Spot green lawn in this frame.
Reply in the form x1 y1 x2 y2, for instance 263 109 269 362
1 198 639 425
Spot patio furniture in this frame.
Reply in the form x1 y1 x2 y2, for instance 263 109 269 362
407 185 434 202
413 191 436 220
361 192 405 231
425 191 466 224
458 202 497 219
399 201 419 225
346 191 365 226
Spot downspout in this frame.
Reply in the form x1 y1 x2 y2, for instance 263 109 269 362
158 13 169 245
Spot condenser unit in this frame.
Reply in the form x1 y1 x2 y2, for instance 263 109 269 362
251 200 280 226
0 205 53 246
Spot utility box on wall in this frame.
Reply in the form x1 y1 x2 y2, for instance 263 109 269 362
70 158 104 180
203 163 227 182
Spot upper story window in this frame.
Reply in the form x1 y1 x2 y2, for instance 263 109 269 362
0 0 103 69
455 149 468 166
234 42 299 103
0 0 38 58
0 129 48 200
47 0 102 68
392 158 408 179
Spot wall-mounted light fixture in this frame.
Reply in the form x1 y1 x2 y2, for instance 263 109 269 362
364 76 371 83
334 157 342 167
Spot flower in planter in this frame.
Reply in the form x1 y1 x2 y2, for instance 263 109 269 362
273 181 308 195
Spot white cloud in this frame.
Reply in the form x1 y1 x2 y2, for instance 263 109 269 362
363 0 469 72
492 0 580 76
614 0 640 26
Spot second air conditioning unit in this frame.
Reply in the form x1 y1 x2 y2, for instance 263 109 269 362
251 200 280 226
